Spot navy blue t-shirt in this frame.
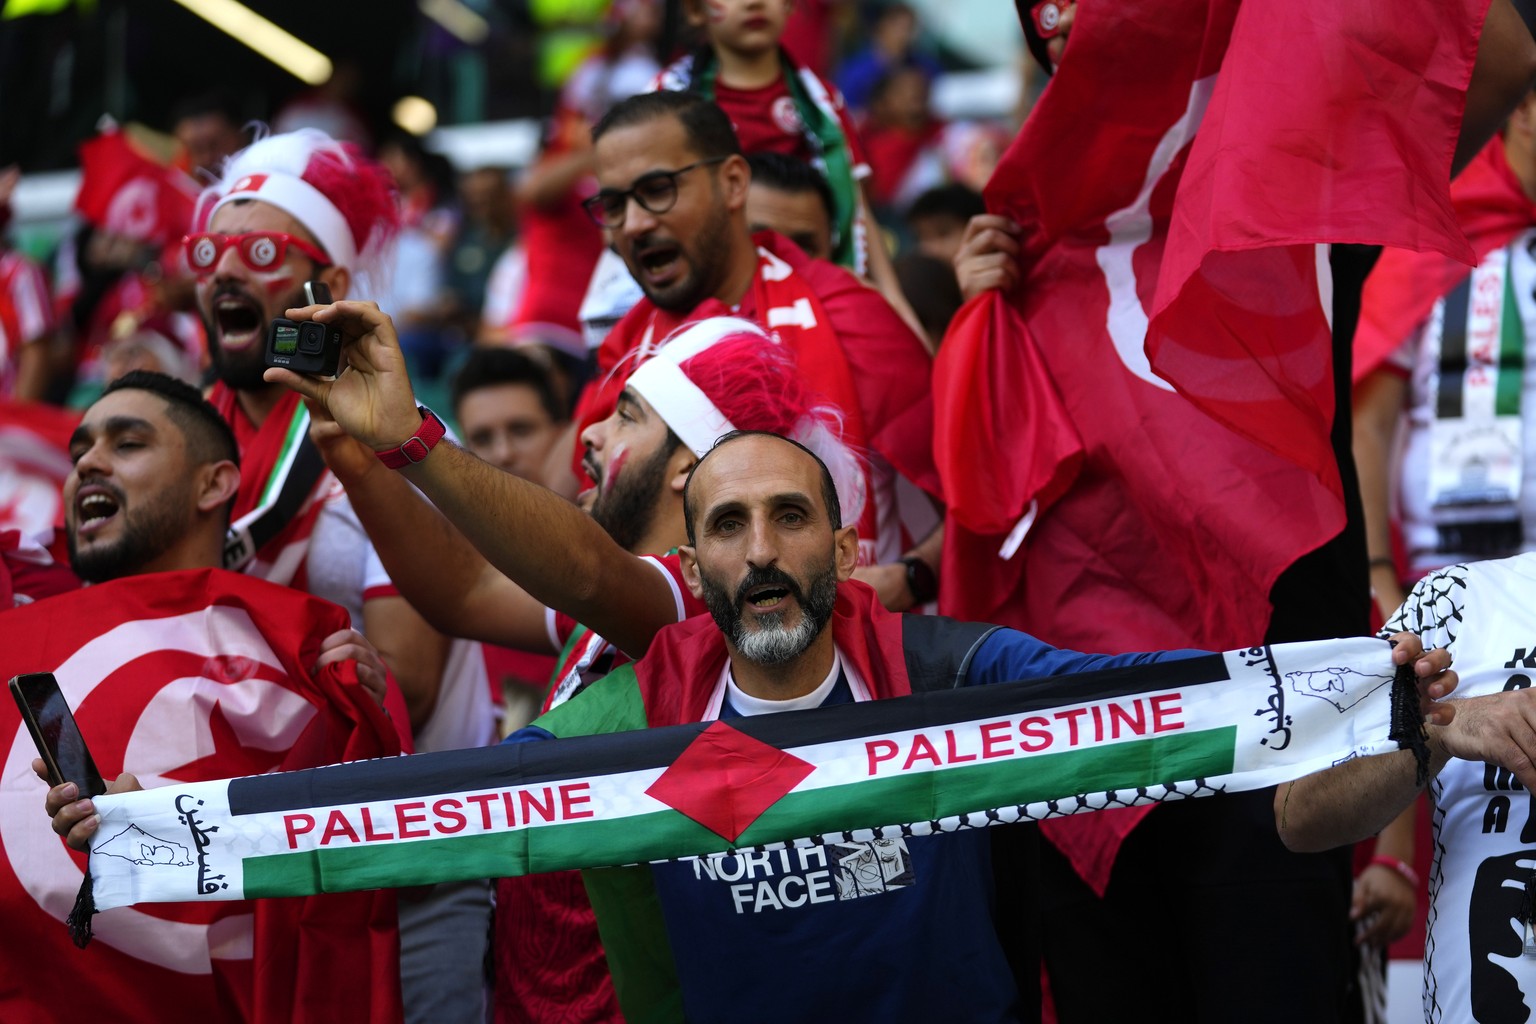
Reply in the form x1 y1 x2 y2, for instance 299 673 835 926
650 673 1017 1021
509 625 1198 1021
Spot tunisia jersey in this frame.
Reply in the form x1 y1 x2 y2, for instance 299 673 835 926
540 552 706 713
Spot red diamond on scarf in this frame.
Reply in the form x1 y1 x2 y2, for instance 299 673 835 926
646 721 815 843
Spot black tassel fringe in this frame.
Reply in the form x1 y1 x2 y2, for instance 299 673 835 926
67 868 96 949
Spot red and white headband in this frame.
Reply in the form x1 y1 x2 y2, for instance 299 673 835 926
208 171 357 271
627 317 767 458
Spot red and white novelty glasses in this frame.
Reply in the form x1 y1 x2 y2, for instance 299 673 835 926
182 232 332 275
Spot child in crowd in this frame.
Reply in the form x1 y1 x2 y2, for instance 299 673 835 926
653 0 895 285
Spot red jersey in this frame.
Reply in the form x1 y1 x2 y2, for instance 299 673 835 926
494 552 704 1024
511 108 606 340
541 553 705 712
0 251 52 398
710 73 869 176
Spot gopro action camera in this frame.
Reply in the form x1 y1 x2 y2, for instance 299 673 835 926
265 280 343 378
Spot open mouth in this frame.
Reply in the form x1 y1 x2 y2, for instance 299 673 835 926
74 488 122 537
745 584 791 610
213 291 265 349
634 241 683 287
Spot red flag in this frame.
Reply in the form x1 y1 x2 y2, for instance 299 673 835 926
933 0 1485 893
0 569 404 1024
936 0 1482 650
0 400 78 543
1353 134 1536 380
1147 0 1480 478
0 529 79 609
74 129 199 246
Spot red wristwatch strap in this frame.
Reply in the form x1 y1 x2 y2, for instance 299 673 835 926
376 406 446 469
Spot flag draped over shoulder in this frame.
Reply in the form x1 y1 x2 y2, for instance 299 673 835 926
82 634 1433 913
934 0 1485 651
0 569 403 1024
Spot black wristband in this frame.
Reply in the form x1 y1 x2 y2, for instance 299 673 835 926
900 556 938 605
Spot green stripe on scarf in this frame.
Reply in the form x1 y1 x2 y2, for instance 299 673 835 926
539 662 684 1020
1498 250 1525 417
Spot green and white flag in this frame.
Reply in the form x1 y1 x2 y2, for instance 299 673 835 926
84 637 1425 911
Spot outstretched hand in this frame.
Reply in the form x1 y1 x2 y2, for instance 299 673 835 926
262 301 423 452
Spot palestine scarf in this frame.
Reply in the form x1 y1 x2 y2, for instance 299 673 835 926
81 582 1435 913
1355 134 1536 381
208 384 330 586
658 48 864 273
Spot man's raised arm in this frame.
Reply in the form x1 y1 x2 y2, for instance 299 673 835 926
268 301 681 659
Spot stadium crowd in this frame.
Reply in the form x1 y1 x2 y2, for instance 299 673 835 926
8 0 1536 1022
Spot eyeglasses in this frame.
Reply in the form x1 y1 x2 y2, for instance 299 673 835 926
1030 0 1071 38
581 157 729 228
182 232 332 275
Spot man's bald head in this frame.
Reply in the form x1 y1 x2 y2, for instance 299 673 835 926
682 430 842 546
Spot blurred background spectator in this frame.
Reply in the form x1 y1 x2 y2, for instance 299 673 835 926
836 2 941 112
376 130 460 381
745 152 837 261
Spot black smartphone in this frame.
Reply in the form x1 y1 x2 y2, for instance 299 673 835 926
9 672 107 797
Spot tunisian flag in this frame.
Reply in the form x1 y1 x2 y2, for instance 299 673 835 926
934 0 1486 892
936 0 1483 651
0 569 404 1024
74 128 199 246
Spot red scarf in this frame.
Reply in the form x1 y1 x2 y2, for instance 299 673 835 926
632 580 909 727
1355 135 1536 380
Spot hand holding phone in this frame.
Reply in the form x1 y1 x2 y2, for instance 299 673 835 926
10 673 107 797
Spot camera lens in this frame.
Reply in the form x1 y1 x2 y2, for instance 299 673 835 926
298 323 325 355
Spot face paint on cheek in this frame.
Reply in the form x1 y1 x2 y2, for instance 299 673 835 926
705 0 727 23
256 267 300 299
605 448 629 492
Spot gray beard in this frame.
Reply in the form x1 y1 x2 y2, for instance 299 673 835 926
731 611 821 665
700 560 839 666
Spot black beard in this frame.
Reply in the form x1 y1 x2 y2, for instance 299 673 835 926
634 203 733 312
698 560 839 664
206 334 269 390
67 498 186 584
201 282 306 391
589 440 675 552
